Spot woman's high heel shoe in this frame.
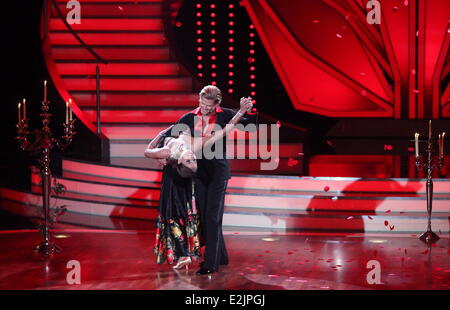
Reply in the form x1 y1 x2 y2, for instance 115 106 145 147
173 257 192 270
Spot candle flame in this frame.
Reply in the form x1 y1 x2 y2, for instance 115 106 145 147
44 80 47 85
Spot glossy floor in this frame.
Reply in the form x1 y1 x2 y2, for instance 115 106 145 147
0 230 448 290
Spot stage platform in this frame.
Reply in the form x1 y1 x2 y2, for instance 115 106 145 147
0 229 448 290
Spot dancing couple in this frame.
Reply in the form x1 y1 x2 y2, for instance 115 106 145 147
144 85 256 275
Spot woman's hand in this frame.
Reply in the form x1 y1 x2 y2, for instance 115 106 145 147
239 96 253 114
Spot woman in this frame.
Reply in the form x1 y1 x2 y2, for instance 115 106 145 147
145 97 253 270
145 127 200 270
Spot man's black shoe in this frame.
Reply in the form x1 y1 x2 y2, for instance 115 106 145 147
196 267 217 275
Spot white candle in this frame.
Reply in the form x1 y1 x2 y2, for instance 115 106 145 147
18 103 21 123
438 134 442 156
69 99 73 121
22 99 26 120
66 101 69 124
44 80 47 102
415 133 419 157
442 132 446 156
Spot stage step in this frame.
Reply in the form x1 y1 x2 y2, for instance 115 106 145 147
52 2 162 17
55 62 180 76
50 18 163 31
83 109 191 123
62 76 192 91
50 31 167 46
71 91 198 108
3 187 449 233
51 46 170 60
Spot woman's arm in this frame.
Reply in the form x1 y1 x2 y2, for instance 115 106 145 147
144 126 173 159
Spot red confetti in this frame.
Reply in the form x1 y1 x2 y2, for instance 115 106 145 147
118 5 123 11
389 225 395 231
288 251 294 255
421 249 428 254
324 186 330 192
288 158 299 167
385 210 391 213
265 250 271 253
347 216 354 220
384 220 389 226
175 21 182 27
276 121 281 128
367 216 373 220
336 33 343 39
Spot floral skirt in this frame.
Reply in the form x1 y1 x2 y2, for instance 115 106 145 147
154 211 201 265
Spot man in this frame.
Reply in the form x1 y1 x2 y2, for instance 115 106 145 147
165 85 257 275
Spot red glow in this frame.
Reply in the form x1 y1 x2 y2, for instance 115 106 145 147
211 13 216 17
211 30 216 35
228 80 234 85
250 49 255 54
197 64 203 69
250 66 255 71
211 21 216 26
196 3 201 8
212 72 217 77
229 72 234 76
229 21 235 26
229 47 234 51
210 4 216 9
251 91 256 96
249 24 255 29
250 33 255 37
197 47 202 52
229 63 234 68
211 56 216 60
197 38 202 43
229 13 235 17
250 74 255 79
228 89 234 93
196 30 202 34
197 56 202 60
229 4 234 9
251 83 256 87
198 73 203 77
211 47 216 52
229 38 234 43
250 41 255 46
211 81 216 85
211 38 216 43
229 55 234 60
196 21 201 26
211 64 216 69
229 30 234 34
196 12 201 17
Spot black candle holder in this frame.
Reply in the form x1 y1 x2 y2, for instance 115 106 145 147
414 121 445 244
16 82 76 256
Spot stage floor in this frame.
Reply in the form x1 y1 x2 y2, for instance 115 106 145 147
0 230 448 290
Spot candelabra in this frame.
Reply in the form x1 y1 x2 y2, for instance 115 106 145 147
16 81 76 256
414 121 445 244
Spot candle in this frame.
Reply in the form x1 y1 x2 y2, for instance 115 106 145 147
18 103 21 123
442 132 446 156
66 101 69 124
22 99 26 120
414 133 419 157
428 120 432 139
438 134 442 156
69 99 73 121
44 80 47 102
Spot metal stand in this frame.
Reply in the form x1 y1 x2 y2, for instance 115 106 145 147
414 121 444 244
16 82 76 256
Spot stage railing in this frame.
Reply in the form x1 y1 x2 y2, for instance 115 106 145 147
47 0 108 136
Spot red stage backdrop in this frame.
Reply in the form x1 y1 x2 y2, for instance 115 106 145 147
243 0 449 119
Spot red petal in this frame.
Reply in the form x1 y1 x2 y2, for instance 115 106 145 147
384 220 389 226
385 210 391 213
390 225 395 231
368 216 373 220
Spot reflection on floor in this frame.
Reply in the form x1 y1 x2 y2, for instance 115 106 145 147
0 230 448 290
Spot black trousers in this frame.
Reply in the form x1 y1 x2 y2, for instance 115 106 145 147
195 175 229 270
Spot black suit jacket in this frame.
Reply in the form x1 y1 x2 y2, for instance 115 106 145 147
165 107 258 181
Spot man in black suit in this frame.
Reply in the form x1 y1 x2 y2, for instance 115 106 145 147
167 85 257 275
